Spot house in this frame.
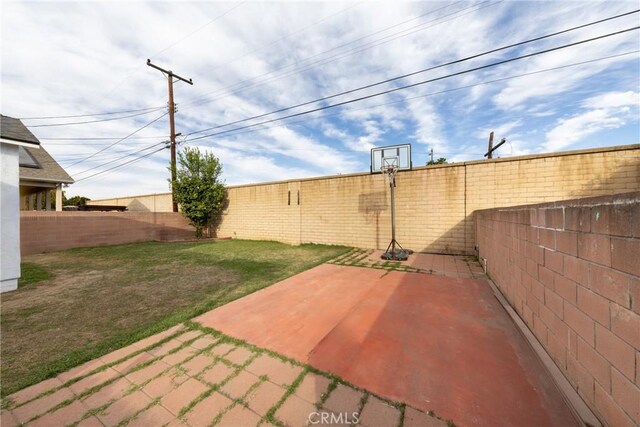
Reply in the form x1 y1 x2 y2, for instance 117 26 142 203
19 141 74 211
0 115 37 291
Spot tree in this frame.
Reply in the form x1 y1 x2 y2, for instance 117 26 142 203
172 147 226 238
66 195 91 206
427 157 447 165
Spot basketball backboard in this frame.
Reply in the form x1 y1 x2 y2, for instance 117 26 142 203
370 144 412 173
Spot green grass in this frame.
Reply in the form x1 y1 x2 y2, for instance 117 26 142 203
18 262 53 287
0 239 348 397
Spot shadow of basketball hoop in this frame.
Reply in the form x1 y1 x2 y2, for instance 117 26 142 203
358 191 388 250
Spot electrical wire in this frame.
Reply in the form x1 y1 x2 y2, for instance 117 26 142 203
184 27 639 144
64 48 639 181
185 9 640 137
179 51 637 152
179 0 491 109
18 106 166 120
74 146 168 183
65 112 168 168
73 141 168 176
25 107 166 127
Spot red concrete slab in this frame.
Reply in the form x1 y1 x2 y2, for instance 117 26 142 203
195 263 578 426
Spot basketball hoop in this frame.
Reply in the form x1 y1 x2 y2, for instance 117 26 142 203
370 145 412 261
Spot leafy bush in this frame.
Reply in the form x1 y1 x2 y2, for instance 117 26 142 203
172 147 226 237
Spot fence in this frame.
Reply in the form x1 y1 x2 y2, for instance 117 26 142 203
475 192 640 426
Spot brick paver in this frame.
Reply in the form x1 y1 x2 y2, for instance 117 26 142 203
160 377 208 415
246 354 303 387
184 392 233 426
294 373 331 404
69 367 120 394
99 343 141 364
200 362 235 385
210 342 237 356
149 338 184 357
175 330 203 342
359 396 401 427
81 376 133 409
322 384 363 414
128 403 176 426
225 346 256 365
6 377 63 407
403 407 448 427
125 361 169 385
275 393 318 427
12 387 75 424
28 400 89 427
181 353 215 377
8 323 452 427
244 380 287 416
190 335 218 350
142 371 187 399
133 324 185 350
217 404 262 427
111 351 154 373
97 391 153 426
220 370 261 399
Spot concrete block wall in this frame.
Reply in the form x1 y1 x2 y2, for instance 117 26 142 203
20 212 195 255
475 192 640 426
91 145 640 253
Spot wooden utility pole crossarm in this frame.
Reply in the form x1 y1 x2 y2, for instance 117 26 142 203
146 59 193 212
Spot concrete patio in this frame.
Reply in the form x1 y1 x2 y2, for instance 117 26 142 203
2 254 581 426
196 255 579 426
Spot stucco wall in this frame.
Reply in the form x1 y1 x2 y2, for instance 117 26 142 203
91 145 640 253
1 143 20 292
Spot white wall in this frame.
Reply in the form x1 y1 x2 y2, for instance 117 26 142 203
1 143 20 292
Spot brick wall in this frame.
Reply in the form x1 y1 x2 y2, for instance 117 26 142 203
475 192 640 426
21 212 195 255
91 145 640 253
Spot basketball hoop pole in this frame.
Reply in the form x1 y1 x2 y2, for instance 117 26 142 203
382 167 408 261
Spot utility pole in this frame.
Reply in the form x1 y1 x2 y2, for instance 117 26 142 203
147 59 193 212
429 148 434 163
487 131 494 159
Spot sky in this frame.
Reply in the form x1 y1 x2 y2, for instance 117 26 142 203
1 0 639 200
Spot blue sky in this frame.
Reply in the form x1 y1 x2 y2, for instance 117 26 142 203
2 0 638 199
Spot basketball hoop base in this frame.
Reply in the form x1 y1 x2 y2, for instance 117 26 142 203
381 239 411 261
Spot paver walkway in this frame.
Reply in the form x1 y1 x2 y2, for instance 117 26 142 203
1 324 447 427
196 257 579 426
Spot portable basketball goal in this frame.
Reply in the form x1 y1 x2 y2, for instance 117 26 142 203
370 144 412 261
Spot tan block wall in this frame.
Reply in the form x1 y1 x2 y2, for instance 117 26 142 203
475 192 640 426
90 193 174 212
91 145 640 253
20 212 195 255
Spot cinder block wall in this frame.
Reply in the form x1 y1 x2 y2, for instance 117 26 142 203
20 212 195 255
475 192 640 426
91 145 640 253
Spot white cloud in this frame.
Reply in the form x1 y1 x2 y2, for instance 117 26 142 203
544 109 627 152
581 90 640 109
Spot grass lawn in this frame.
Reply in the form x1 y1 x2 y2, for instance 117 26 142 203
0 239 348 397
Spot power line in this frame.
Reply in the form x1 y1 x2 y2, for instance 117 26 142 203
185 9 639 138
73 141 168 176
40 135 168 141
25 107 166 128
179 0 491 109
62 49 638 182
184 50 637 147
65 112 168 168
74 146 168 183
184 27 639 144
18 106 165 120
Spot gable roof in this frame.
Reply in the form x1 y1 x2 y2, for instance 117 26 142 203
19 145 74 184
0 115 40 146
